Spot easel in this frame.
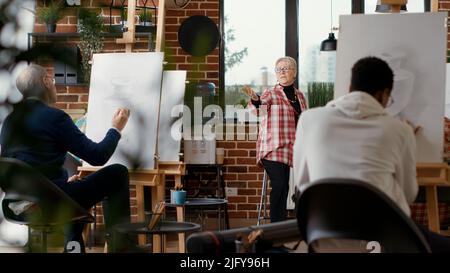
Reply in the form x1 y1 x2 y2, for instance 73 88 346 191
381 0 439 13
416 163 450 234
79 0 189 253
380 0 449 234
381 0 407 13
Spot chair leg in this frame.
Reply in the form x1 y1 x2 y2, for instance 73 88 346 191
27 227 33 253
41 230 47 253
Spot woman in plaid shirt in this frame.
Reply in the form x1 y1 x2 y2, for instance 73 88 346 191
243 57 307 222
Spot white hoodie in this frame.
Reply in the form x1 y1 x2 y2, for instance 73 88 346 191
293 91 418 216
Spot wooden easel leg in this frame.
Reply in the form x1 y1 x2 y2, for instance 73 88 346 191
151 174 166 253
175 175 182 188
135 184 147 245
176 206 186 253
425 185 441 233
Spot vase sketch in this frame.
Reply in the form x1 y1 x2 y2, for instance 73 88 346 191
107 77 133 101
377 51 415 117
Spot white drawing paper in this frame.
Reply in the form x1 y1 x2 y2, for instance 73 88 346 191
335 13 447 162
85 52 164 169
157 71 187 161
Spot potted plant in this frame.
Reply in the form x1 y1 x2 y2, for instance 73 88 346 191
138 8 153 26
36 1 64 33
77 8 104 82
306 82 334 108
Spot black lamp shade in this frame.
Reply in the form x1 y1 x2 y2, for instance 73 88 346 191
375 4 407 12
320 33 337 51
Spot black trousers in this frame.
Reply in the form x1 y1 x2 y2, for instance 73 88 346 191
60 164 134 252
417 224 450 253
261 159 290 222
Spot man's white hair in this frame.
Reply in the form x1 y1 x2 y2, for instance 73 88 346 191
16 64 48 100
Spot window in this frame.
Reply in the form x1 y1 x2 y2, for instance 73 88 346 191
298 0 352 93
222 0 286 119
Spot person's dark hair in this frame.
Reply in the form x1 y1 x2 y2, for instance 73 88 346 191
350 57 394 95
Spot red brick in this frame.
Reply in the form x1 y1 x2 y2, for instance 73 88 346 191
223 173 237 180
237 158 257 165
226 182 247 188
175 62 195 70
227 166 247 173
228 211 247 218
237 142 256 149
247 182 263 189
57 95 78 102
80 95 89 102
223 158 236 165
248 212 259 219
68 103 88 109
166 17 178 25
166 10 186 17
56 86 68 94
67 86 89 94
238 173 258 181
187 56 207 63
54 103 68 109
207 56 219 63
237 204 257 211
200 3 219 9
166 25 180 32
238 189 256 196
186 10 206 16
248 196 262 203
248 166 263 173
227 196 247 203
206 10 219 17
206 72 219 78
166 32 178 41
187 72 206 79
199 64 219 71
217 142 236 149
55 25 77 33
227 150 248 157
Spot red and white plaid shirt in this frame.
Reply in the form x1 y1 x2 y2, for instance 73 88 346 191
248 84 307 167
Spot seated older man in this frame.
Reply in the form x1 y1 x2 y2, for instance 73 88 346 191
0 64 134 252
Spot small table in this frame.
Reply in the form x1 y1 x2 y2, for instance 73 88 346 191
114 221 201 253
166 198 229 231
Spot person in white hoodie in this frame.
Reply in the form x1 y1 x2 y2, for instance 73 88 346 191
293 56 450 252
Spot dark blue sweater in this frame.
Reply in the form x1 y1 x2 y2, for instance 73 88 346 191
0 98 121 187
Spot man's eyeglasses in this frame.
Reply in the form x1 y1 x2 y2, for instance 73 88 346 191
46 75 56 85
275 67 292 73
387 95 394 108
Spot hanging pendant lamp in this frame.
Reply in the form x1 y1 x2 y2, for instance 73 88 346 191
320 0 337 52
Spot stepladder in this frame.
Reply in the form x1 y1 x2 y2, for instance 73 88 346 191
257 171 270 226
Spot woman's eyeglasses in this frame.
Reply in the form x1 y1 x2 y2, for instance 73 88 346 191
275 67 292 73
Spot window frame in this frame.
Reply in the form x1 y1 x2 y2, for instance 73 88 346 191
219 0 431 113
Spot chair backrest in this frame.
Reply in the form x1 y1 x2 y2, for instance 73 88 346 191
0 157 93 227
296 178 431 253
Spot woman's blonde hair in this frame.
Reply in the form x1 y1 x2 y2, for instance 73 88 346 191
275 56 297 76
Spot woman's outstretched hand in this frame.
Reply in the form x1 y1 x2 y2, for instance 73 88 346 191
242 86 259 101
